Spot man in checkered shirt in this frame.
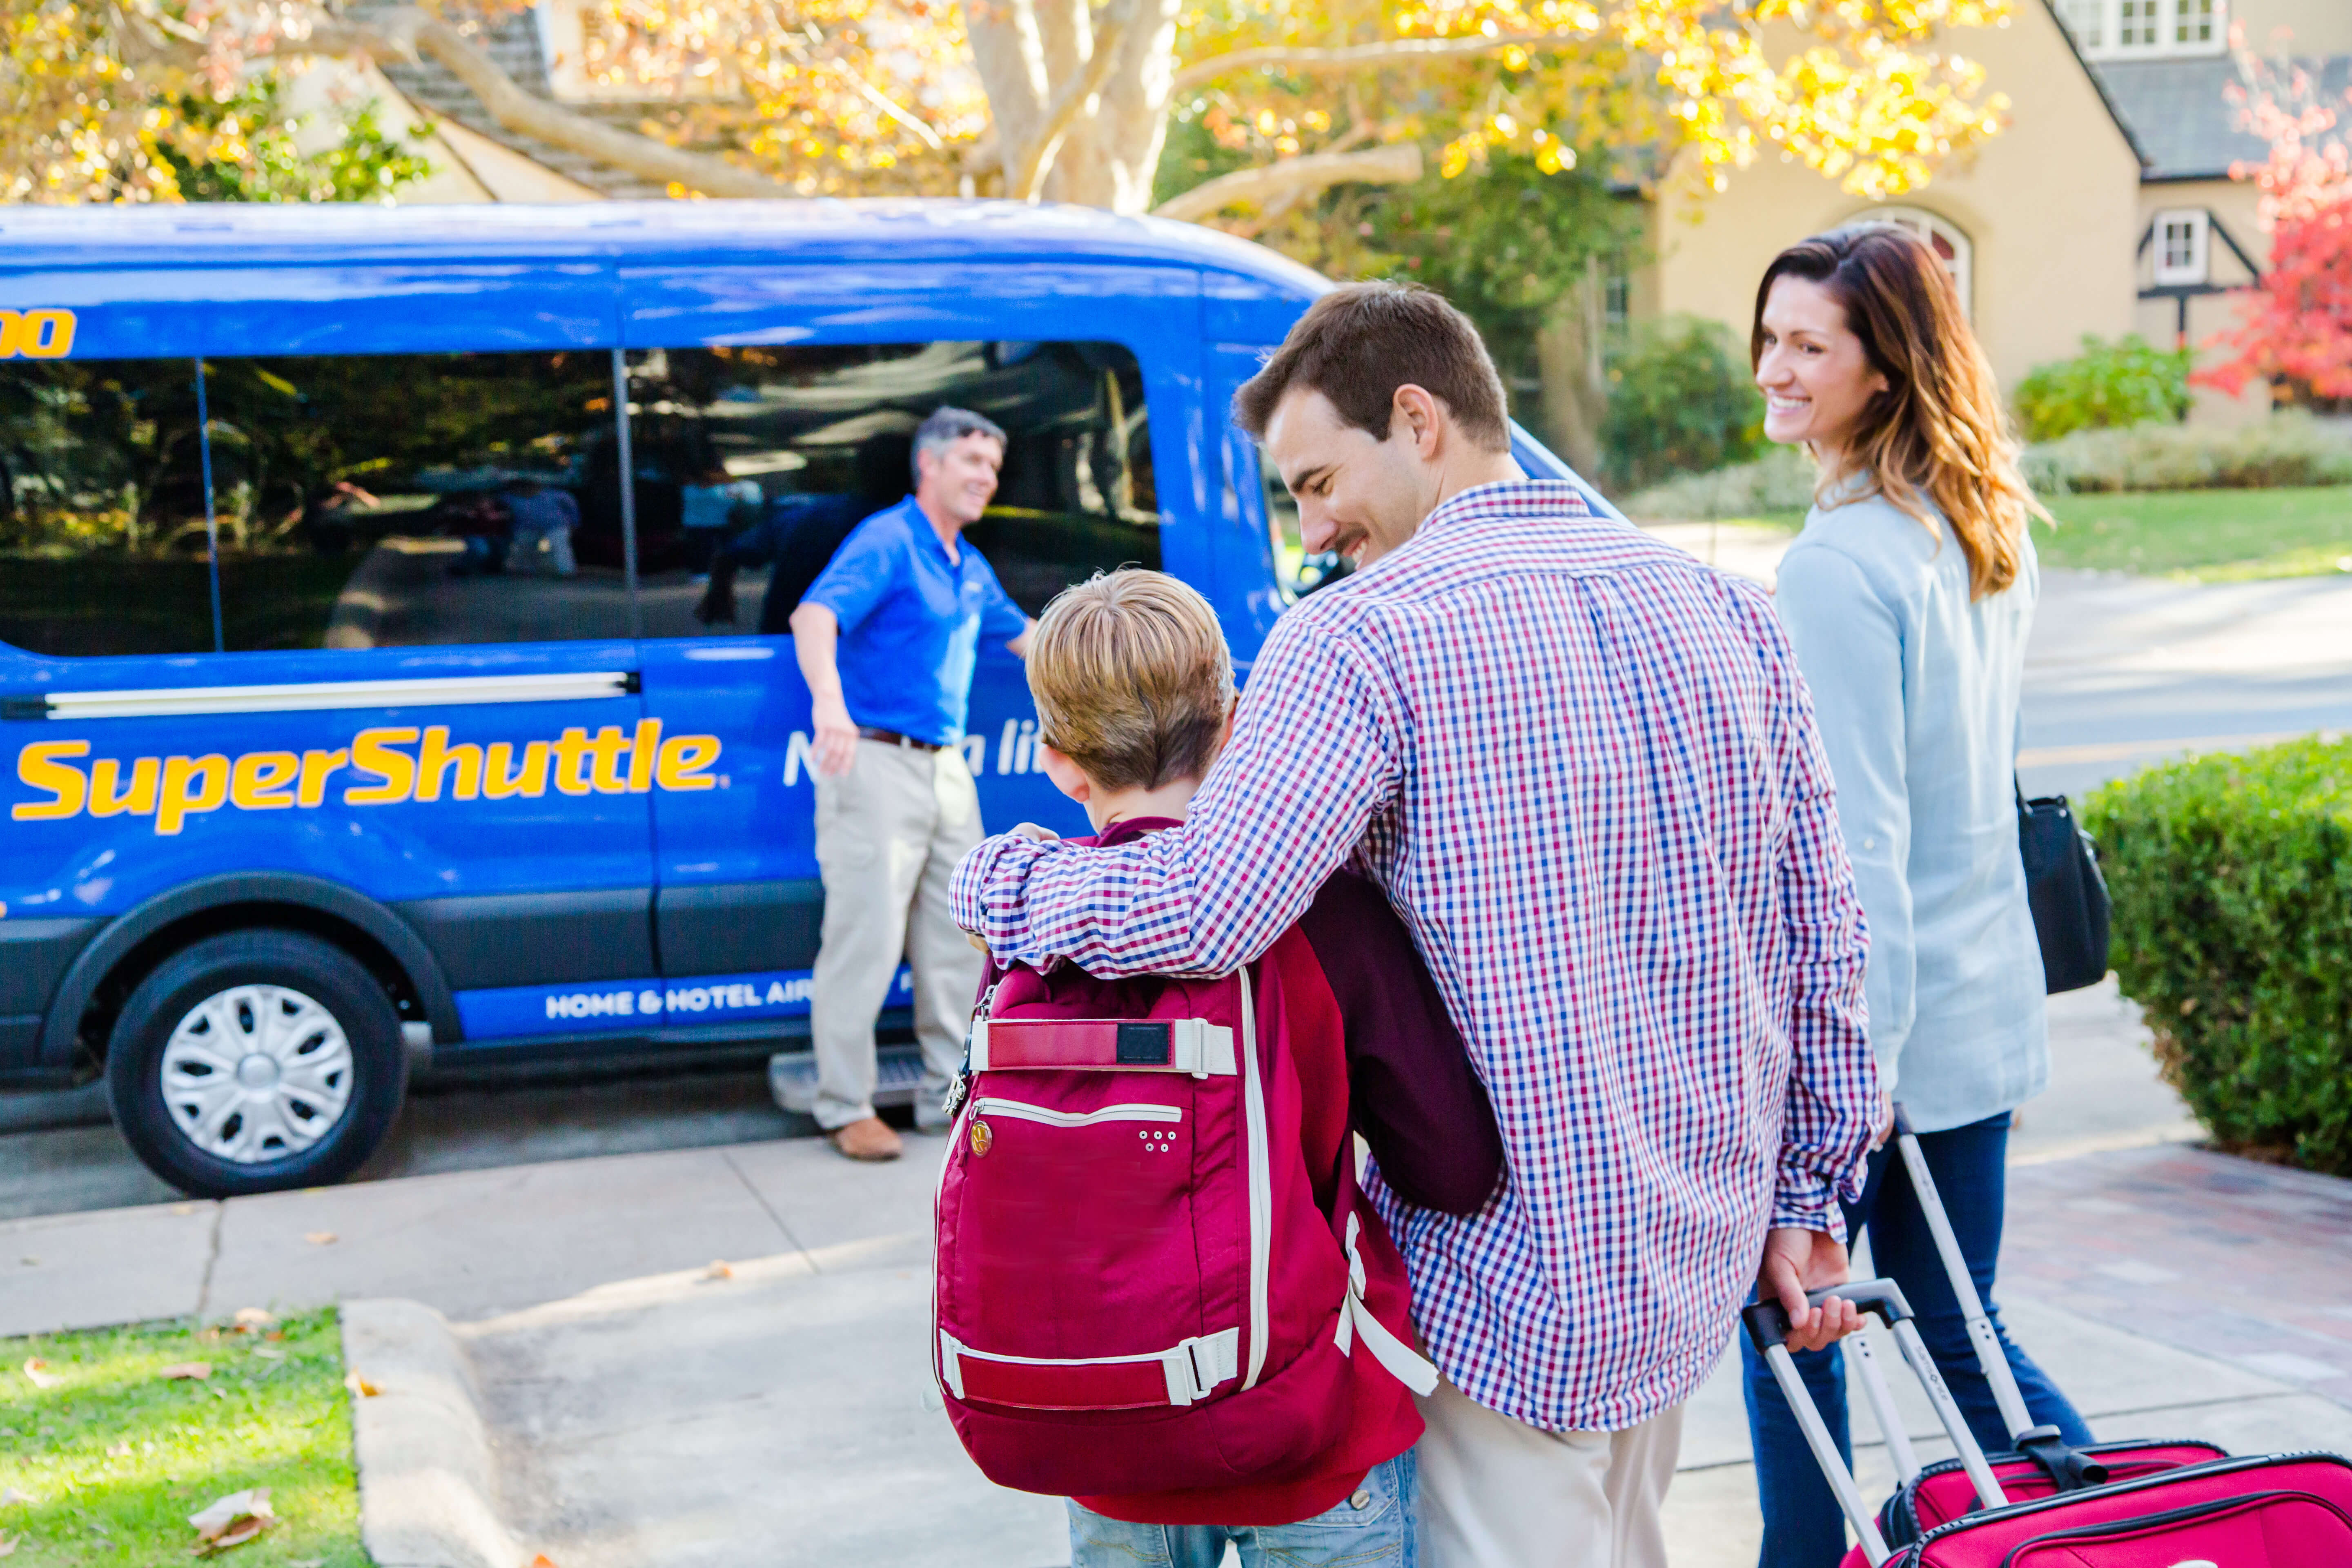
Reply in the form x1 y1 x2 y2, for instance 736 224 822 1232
953 283 1882 1567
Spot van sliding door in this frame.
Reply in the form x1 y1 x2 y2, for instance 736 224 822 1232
619 261 1205 1040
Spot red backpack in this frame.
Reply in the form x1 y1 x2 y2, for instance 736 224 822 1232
932 925 1437 1497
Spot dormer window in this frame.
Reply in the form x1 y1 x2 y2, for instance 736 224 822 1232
2057 0 2224 58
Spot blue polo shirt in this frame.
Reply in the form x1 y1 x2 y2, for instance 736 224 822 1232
801 496 1027 746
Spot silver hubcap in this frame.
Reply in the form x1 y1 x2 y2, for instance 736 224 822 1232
160 984 355 1164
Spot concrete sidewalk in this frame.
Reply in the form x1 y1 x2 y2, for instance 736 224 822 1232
10 1124 2351 1567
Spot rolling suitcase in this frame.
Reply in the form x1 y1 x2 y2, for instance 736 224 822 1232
1747 1281 2352 1564
1839 1108 2228 1552
1750 1104 2352 1566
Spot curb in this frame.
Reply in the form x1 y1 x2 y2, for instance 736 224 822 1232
342 1297 531 1568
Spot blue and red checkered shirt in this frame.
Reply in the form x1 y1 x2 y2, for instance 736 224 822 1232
951 480 1879 1432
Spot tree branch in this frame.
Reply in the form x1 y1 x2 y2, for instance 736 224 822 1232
296 7 797 198
1171 32 1586 95
1152 141 1421 222
1010 0 1135 201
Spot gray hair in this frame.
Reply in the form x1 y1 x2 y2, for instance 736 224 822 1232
912 406 1006 481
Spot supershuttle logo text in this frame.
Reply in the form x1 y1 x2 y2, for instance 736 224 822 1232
12 721 721 835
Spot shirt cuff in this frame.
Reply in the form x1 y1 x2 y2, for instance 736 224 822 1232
1771 1165 1849 1244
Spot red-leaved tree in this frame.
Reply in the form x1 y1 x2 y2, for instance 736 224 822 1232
2198 27 2352 400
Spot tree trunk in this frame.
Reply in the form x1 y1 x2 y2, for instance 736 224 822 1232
1536 261 1608 483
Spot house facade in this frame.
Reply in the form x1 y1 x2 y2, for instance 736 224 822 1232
1646 0 2352 422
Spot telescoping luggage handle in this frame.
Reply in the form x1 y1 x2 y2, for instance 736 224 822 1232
1744 1280 2009 1568
1882 1105 2109 1496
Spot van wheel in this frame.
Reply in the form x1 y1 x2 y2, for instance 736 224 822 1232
106 930 408 1198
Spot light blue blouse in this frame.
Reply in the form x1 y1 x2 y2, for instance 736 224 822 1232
1774 491 2047 1134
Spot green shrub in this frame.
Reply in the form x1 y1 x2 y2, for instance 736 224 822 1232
2085 735 2352 1175
1620 444 1818 521
2023 410 2352 494
2014 334 2192 442
1601 315 1766 491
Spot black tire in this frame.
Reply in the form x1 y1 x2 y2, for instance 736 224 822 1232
105 929 408 1198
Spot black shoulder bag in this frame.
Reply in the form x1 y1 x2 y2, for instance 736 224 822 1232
2016 780 2112 993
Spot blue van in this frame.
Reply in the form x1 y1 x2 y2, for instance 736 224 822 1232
0 201 1611 1196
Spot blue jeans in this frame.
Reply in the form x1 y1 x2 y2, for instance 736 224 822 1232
1741 1111 2093 1568
1066 1451 1417 1568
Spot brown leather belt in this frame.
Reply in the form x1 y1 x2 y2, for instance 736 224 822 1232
858 726 945 753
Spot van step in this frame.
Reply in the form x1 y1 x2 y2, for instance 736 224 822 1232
767 1045 928 1116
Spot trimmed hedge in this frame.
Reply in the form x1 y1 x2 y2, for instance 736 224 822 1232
2085 735 2352 1175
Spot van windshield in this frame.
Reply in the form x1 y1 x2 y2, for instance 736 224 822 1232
0 341 1159 658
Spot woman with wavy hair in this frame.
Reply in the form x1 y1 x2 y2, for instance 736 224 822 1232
1741 223 2093 1565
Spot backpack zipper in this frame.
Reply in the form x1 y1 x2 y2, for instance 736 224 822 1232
969 1098 1182 1129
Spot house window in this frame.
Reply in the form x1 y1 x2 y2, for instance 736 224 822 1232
2152 209 2210 285
1860 207 1974 317
2058 0 2225 56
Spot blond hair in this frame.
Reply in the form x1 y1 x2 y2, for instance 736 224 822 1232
1027 570 1234 793
1753 223 2048 600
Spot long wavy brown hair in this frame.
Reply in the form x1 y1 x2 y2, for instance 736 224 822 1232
1751 224 2045 599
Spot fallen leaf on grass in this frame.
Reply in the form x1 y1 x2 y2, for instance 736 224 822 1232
704 1260 735 1280
1 1486 31 1506
189 1488 274 1555
0 1532 16 1556
19 1359 58 1390
231 1308 276 1332
288 1559 325 1567
250 1345 285 1361
303 1231 337 1246
528 1555 561 1567
107 1441 131 1457
159 1362 213 1381
344 1371 380 1398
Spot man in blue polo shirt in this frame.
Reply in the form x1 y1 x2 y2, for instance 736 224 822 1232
788 407 1035 1161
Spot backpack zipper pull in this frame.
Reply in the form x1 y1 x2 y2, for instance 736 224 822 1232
946 978 1001 1120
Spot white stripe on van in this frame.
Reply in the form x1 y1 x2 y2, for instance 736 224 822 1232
36 672 632 720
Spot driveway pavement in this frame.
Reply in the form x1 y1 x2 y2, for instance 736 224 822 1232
8 1118 2349 1568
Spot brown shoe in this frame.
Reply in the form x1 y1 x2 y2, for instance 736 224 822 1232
829 1116 903 1162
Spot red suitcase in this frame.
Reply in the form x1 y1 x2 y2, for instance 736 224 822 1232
1745 1283 2352 1565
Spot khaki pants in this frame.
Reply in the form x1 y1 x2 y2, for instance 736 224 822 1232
1415 1379 1683 1568
810 738 984 1131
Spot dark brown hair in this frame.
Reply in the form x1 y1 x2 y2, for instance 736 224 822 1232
1233 281 1510 452
1753 224 2043 599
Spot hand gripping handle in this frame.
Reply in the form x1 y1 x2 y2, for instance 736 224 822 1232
1743 1278 2009 1566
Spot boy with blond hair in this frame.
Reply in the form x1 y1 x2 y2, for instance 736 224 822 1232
964 568 1502 1568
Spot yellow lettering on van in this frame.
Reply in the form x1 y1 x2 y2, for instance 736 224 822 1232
91 757 160 817
655 735 722 791
156 755 230 835
298 748 348 807
0 309 74 359
230 751 299 811
627 719 662 792
12 740 89 821
344 728 419 806
482 740 550 799
550 727 597 797
414 727 483 803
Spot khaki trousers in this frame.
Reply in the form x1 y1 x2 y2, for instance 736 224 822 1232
1415 1379 1683 1568
810 738 984 1131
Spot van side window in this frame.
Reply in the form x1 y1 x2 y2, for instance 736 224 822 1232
625 341 1160 637
0 358 227 657
200 351 631 650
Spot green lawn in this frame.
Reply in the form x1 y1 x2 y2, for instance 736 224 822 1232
0 1308 367 1566
2036 485 2352 580
1713 485 2352 582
